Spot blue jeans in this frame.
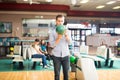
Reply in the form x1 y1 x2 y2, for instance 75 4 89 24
32 54 47 67
52 56 70 80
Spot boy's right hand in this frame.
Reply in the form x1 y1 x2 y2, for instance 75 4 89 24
57 33 63 39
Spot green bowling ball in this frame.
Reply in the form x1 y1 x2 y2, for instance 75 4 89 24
70 55 76 64
56 25 65 35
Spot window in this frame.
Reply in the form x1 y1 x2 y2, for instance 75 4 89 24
22 19 55 37
0 22 12 33
100 28 114 34
115 28 120 34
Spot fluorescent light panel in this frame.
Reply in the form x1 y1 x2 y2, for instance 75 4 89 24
106 1 116 4
96 5 105 9
46 0 53 2
80 0 89 3
23 0 28 1
113 6 120 9
71 0 77 5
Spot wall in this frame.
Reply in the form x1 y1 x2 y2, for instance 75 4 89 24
0 11 66 40
86 34 120 47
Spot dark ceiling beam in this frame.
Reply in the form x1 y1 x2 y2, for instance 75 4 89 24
0 3 70 12
0 3 120 18
68 10 120 18
0 0 16 3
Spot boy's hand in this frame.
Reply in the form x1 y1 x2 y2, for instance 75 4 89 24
57 33 63 39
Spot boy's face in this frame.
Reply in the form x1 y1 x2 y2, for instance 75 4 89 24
35 41 39 45
56 17 64 26
42 40 45 44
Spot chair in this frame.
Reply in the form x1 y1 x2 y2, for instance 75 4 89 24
6 45 23 59
7 45 22 58
96 45 107 58
96 46 116 67
79 45 89 54
97 46 115 59
80 45 105 68
7 45 24 69
27 46 42 68
105 48 120 67
22 45 29 60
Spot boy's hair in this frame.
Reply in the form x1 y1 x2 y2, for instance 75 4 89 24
40 39 47 45
35 38 39 42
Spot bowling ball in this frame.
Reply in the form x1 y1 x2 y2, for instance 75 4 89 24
10 47 14 51
70 55 76 64
56 25 65 35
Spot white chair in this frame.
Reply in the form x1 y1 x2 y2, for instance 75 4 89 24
104 47 120 67
22 45 31 60
7 45 23 59
23 47 27 60
7 45 22 58
12 45 24 68
80 45 105 68
27 46 42 64
96 46 114 59
7 45 24 69
96 45 107 58
76 58 99 80
95 46 119 67
14 45 21 55
79 45 89 54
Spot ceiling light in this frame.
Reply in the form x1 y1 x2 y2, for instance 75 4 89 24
71 0 77 5
80 0 89 3
106 1 116 4
46 0 53 2
35 16 44 18
96 5 105 9
113 6 120 9
40 16 44 18
23 0 28 1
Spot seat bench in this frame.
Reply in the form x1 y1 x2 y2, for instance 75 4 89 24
109 57 120 67
12 56 24 69
81 55 105 68
31 58 42 62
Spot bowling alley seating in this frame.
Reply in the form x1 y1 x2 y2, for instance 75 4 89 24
79 45 105 68
7 45 24 69
80 45 119 68
27 45 42 66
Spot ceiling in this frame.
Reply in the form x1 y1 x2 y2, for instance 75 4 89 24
0 0 119 24
0 0 120 12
